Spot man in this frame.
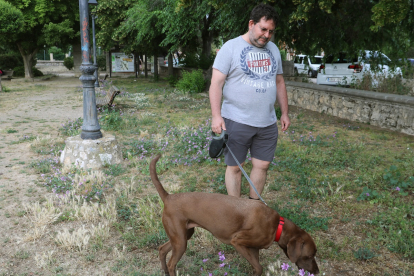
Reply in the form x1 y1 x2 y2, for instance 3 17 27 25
209 3 290 199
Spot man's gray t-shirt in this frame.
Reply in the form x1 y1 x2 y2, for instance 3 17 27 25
213 36 283 127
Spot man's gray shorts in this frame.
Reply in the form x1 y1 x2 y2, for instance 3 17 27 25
223 118 278 166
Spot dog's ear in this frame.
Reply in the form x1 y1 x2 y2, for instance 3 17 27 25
287 237 304 263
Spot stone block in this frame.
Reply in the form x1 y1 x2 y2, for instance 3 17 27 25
60 133 122 170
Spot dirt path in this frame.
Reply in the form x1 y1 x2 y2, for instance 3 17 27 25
0 76 164 275
0 77 85 275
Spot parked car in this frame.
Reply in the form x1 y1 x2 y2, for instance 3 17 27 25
316 50 402 86
294 54 323 77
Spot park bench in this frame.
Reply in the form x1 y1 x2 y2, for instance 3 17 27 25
0 70 14 80
96 85 120 107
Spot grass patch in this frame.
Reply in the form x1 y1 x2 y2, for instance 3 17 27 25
23 78 414 275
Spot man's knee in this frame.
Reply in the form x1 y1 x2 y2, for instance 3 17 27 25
227 164 243 173
251 158 270 171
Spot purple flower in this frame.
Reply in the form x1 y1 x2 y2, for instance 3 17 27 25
299 269 306 276
203 259 209 263
395 187 400 191
219 263 226 267
281 263 290 270
366 193 370 196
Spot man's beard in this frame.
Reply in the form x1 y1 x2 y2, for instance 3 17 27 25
249 35 269 48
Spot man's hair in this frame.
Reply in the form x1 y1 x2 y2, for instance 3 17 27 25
250 3 278 24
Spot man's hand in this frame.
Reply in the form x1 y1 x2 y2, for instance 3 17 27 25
211 116 226 134
279 113 290 131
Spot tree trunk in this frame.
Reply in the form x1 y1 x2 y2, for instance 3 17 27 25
201 12 216 57
17 43 37 78
144 55 148 78
153 54 159 81
168 53 173 76
201 33 213 58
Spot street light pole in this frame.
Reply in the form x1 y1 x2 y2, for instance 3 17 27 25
79 0 102 140
91 12 99 87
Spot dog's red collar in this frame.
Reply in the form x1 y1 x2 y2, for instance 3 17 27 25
275 217 284 242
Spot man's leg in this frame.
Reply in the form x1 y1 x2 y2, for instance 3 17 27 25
225 164 243 197
249 158 270 199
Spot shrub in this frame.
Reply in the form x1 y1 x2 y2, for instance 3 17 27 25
13 66 43 77
181 53 198 68
0 53 23 69
63 56 74 70
351 71 410 95
166 75 179 87
48 46 65 60
182 52 215 70
97 55 106 71
176 69 206 93
280 49 287 61
197 53 215 70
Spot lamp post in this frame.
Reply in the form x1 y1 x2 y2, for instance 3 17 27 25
89 0 99 87
78 0 102 140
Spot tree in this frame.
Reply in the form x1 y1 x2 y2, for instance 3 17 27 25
276 0 414 58
0 0 78 78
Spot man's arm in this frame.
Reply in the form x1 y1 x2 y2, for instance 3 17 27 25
209 68 227 134
276 74 291 131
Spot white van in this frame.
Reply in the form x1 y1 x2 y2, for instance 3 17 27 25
294 55 323 78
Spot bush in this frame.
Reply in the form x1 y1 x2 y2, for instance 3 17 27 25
48 46 65 60
166 75 179 87
280 49 287 61
97 55 106 71
13 66 44 77
63 56 74 70
182 52 215 70
176 69 206 93
0 53 23 69
197 53 215 70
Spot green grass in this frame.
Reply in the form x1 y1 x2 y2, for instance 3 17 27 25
29 77 414 275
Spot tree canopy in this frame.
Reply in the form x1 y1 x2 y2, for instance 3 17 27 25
0 0 79 78
2 0 414 77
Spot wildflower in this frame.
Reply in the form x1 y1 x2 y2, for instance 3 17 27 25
203 259 209 263
365 193 370 196
281 263 290 270
219 263 226 267
395 187 400 191
299 269 306 276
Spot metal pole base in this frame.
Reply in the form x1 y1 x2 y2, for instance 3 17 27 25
81 129 103 140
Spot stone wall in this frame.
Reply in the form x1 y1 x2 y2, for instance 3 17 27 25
36 60 64 66
285 81 414 135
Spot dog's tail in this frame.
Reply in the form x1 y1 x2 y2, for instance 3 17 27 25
150 154 169 202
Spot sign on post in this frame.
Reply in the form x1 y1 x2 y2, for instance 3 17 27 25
111 53 135 72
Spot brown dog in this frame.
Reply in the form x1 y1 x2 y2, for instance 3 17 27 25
150 155 319 275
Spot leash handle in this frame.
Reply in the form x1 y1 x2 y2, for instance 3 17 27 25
226 145 267 205
212 130 228 141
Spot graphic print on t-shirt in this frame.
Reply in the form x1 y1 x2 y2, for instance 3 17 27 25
240 46 277 80
240 46 277 91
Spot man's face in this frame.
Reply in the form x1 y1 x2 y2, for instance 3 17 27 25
248 17 275 48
